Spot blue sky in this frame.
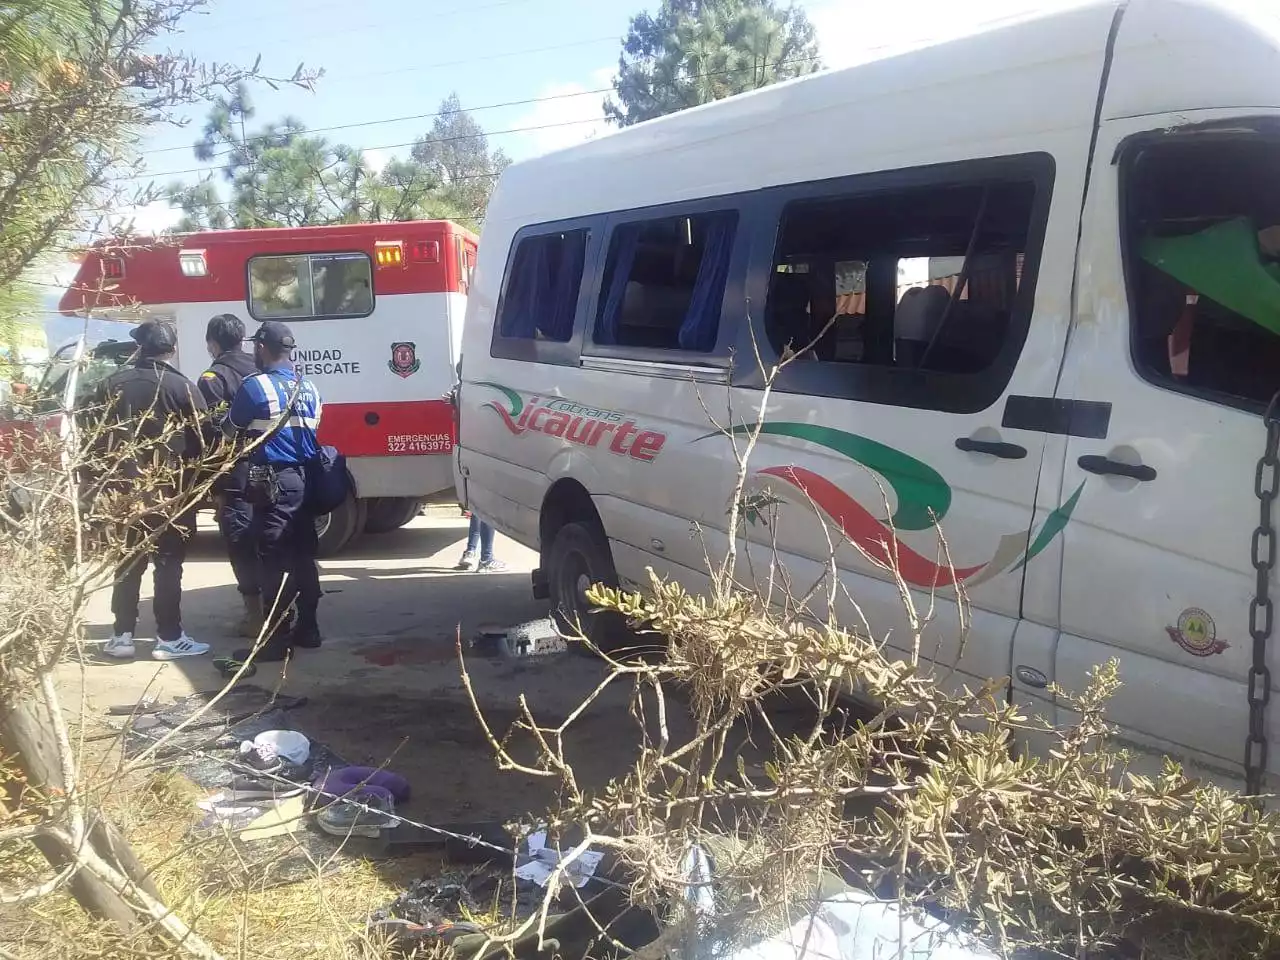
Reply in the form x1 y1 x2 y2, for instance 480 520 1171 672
130 0 681 229
141 0 639 170
33 0 1086 320
122 0 1101 234
33 0 1280 343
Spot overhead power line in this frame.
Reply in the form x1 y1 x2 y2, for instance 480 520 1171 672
122 117 605 182
140 85 612 157
135 51 824 175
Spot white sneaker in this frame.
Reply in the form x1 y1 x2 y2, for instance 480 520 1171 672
152 634 210 660
102 633 136 659
456 551 478 571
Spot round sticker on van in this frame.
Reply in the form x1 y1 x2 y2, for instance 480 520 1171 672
1166 607 1228 657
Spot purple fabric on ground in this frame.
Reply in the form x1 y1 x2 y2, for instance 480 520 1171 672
313 766 411 805
339 784 396 808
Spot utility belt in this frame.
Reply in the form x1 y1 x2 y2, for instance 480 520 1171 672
246 462 303 507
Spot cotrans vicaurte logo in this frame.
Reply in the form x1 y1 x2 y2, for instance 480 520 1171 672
478 382 667 462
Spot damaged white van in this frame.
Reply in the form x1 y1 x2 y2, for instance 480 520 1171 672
456 0 1280 795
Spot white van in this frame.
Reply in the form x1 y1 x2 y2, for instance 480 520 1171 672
457 0 1280 795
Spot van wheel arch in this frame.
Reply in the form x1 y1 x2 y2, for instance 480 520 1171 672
539 478 606 566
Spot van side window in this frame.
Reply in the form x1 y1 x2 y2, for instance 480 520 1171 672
497 230 588 342
594 211 737 353
767 181 1033 376
1124 138 1280 410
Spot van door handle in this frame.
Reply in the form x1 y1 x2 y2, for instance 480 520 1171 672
954 437 1027 459
1077 455 1156 482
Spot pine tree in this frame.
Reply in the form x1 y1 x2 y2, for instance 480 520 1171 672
168 91 508 229
605 0 821 128
410 93 511 222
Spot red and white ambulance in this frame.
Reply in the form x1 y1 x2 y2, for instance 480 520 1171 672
59 220 476 554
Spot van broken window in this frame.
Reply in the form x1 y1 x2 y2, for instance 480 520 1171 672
766 179 1033 375
1125 136 1280 410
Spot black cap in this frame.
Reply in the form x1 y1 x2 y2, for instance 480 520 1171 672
249 321 296 350
130 319 177 356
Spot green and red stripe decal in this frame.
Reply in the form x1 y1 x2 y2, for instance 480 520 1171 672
721 422 1083 589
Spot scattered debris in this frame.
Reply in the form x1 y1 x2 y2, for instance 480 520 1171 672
106 694 159 716
514 829 604 889
471 618 566 658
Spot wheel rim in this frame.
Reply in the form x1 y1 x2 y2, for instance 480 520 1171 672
556 552 593 633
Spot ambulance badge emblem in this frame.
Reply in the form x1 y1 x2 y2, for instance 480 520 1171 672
388 342 420 378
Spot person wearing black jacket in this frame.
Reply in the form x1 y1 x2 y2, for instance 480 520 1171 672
95 320 211 661
198 313 262 637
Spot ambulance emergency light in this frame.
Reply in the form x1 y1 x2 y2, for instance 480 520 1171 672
179 249 207 277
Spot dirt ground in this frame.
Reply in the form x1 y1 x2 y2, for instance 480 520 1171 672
18 511 810 958
55 510 662 825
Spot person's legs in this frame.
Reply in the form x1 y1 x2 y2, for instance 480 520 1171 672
254 476 295 651
107 547 148 657
150 521 187 642
289 500 322 647
219 466 262 635
477 519 506 572
457 513 482 569
253 467 308 659
220 463 261 592
150 512 209 659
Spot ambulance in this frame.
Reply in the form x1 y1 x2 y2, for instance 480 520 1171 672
456 0 1280 795
61 220 476 555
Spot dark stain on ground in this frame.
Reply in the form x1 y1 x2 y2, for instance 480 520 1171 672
290 687 645 822
355 637 464 667
298 690 510 749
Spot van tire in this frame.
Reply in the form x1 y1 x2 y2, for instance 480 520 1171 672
546 522 630 656
315 495 367 557
364 497 422 534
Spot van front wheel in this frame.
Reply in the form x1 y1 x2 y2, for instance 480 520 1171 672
546 522 629 656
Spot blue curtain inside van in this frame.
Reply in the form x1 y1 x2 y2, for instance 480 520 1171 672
679 213 736 352
500 239 550 339
501 234 584 342
596 216 736 351
596 225 641 346
544 234 585 341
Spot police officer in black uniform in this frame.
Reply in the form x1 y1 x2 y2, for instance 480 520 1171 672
97 320 211 661
197 313 262 638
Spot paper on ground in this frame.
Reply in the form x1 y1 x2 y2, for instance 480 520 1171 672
515 830 605 888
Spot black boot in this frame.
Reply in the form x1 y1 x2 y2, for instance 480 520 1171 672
289 623 322 649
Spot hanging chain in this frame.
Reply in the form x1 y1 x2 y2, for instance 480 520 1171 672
1245 392 1280 796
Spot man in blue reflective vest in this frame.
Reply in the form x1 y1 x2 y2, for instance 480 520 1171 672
225 321 323 661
